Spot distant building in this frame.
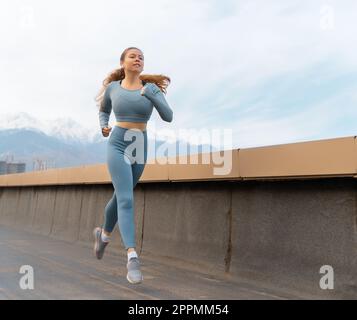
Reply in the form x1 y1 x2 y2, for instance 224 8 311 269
0 161 26 175
0 161 6 175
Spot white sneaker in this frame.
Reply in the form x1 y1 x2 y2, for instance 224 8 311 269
126 257 143 284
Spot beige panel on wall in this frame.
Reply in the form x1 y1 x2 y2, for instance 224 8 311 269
57 166 87 185
1 135 357 187
82 164 111 184
140 156 169 182
168 149 240 181
32 169 58 185
240 136 356 178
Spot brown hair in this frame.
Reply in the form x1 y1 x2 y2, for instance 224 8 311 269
95 46 171 109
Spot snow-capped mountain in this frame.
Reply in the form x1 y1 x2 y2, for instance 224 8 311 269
0 112 101 144
0 128 107 172
0 112 217 173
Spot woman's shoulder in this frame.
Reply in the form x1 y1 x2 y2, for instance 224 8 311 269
106 80 118 93
143 81 161 94
109 80 118 87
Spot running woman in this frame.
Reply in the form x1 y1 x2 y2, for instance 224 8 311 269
93 47 173 284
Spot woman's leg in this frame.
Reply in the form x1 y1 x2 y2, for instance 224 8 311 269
102 131 147 236
107 143 136 250
126 131 148 253
131 131 148 189
104 128 148 250
102 191 117 235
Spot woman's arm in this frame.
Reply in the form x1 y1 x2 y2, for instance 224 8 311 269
141 83 173 122
98 84 112 129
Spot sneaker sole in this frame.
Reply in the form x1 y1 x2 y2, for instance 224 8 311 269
93 227 102 260
126 273 143 284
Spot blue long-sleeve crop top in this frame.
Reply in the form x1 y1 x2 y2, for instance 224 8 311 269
98 79 173 129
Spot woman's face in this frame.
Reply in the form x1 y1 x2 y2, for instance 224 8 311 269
121 49 144 73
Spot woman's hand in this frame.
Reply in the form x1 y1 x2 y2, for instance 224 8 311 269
141 82 161 97
101 126 112 137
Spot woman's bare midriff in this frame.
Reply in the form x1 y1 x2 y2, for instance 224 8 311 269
115 121 147 131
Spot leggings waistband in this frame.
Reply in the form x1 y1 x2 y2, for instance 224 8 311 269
109 125 147 147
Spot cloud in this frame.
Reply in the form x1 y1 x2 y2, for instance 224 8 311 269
0 0 356 150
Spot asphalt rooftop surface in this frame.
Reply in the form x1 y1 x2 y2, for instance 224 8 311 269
0 225 302 300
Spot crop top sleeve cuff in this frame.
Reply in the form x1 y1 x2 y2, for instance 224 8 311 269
98 111 110 129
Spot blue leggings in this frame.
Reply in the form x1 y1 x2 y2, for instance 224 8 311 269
102 125 148 250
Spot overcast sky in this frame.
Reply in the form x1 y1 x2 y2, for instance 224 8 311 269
0 0 356 149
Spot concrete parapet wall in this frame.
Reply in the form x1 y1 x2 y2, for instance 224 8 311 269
0 178 356 298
